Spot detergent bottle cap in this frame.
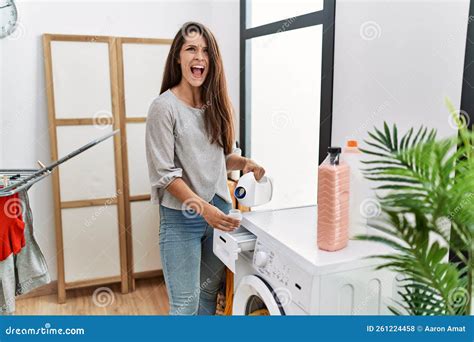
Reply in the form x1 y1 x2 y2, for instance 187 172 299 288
327 146 341 165
347 140 358 148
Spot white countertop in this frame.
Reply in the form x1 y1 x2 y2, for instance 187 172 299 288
241 205 395 274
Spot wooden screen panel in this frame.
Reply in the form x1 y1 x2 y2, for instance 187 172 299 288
126 124 149 196
122 42 170 118
51 41 112 119
117 38 172 283
61 205 121 283
130 201 162 273
44 34 129 302
56 125 117 201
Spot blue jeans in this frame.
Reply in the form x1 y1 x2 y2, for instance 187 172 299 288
159 194 232 315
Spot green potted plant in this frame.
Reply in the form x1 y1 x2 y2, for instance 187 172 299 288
357 99 473 315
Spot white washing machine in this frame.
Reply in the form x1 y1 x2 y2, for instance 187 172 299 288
214 205 399 315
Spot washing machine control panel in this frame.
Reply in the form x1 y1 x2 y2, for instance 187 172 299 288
253 241 291 286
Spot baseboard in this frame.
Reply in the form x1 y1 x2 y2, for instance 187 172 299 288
134 269 163 279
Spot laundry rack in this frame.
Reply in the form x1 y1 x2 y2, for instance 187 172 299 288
0 130 119 197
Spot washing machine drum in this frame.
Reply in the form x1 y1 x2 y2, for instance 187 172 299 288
233 275 286 315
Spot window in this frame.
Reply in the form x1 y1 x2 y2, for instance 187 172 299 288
246 0 324 29
240 0 335 210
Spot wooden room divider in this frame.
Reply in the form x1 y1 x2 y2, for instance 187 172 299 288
43 34 172 303
116 37 173 291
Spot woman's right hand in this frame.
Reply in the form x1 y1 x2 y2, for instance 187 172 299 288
201 204 240 232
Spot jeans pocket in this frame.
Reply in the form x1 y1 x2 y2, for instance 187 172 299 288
212 195 232 215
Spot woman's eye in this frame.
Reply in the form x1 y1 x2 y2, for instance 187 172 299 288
187 47 196 51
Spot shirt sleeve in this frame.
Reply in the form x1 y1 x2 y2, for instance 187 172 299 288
145 99 183 191
225 141 242 161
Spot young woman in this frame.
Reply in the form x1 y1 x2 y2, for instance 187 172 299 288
145 22 265 315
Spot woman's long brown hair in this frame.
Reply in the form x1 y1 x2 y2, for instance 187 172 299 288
160 22 235 155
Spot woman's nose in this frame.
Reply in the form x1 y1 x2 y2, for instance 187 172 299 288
195 49 204 60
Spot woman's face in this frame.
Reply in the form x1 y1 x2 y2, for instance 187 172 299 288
178 35 209 88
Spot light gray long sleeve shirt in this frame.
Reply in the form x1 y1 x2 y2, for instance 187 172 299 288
145 89 237 210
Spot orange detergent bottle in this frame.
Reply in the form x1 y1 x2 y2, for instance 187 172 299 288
317 146 350 251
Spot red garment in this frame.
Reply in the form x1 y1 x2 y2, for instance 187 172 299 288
0 193 26 261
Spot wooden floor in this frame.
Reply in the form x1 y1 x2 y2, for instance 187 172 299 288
15 277 170 315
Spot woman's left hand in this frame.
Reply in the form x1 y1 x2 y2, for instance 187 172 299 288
243 158 266 181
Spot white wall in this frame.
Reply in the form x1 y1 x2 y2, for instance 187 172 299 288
0 0 239 282
210 0 240 129
331 0 470 312
0 41 3 166
332 0 470 146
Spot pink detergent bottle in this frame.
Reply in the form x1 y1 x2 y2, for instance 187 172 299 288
317 146 350 251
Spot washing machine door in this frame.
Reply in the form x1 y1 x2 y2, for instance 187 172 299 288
233 275 285 315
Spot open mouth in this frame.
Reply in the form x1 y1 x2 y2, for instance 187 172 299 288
190 65 205 78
